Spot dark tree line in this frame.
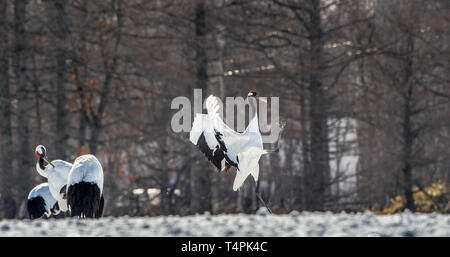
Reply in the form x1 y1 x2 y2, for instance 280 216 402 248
0 0 449 219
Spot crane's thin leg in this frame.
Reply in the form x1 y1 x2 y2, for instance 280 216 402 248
255 181 272 214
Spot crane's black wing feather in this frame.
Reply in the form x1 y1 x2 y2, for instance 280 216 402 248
196 132 226 171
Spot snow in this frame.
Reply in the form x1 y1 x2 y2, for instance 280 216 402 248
0 211 448 237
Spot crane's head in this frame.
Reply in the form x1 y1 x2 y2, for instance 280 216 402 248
35 145 54 167
35 145 46 158
248 90 257 97
247 90 266 102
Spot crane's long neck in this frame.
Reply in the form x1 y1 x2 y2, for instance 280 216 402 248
248 97 258 120
36 157 48 177
39 157 46 170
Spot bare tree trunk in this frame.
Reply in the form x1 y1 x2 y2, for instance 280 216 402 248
299 60 309 211
159 140 170 215
190 1 212 214
401 35 416 212
71 0 89 150
305 0 329 211
13 0 30 217
89 0 123 155
0 0 17 219
207 24 225 98
74 52 88 149
195 2 208 99
207 11 226 214
402 94 415 211
31 55 43 142
53 0 69 159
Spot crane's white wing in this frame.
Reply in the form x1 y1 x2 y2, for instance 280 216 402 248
205 95 242 137
190 113 228 170
192 94 267 190
205 95 254 164
205 94 266 161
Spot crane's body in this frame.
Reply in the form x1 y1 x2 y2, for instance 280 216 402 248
66 154 104 218
190 92 267 191
34 145 104 218
27 183 60 219
35 146 72 212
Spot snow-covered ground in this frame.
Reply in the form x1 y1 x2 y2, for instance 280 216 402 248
0 209 449 237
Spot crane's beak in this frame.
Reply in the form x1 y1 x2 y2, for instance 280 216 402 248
42 156 55 168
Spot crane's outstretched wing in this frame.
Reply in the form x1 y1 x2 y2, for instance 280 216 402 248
205 94 242 137
191 94 267 191
190 113 228 171
204 95 252 165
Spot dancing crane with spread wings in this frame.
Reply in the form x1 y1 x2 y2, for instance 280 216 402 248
190 90 268 192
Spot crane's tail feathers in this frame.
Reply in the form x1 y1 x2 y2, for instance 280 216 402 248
67 182 102 218
233 170 251 191
27 197 46 219
250 165 259 182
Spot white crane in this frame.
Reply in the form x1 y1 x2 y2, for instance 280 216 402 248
27 183 60 219
190 90 268 191
66 154 104 218
35 145 72 213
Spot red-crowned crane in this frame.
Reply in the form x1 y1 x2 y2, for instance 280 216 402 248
35 145 72 213
66 154 104 218
27 183 60 219
190 90 268 191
